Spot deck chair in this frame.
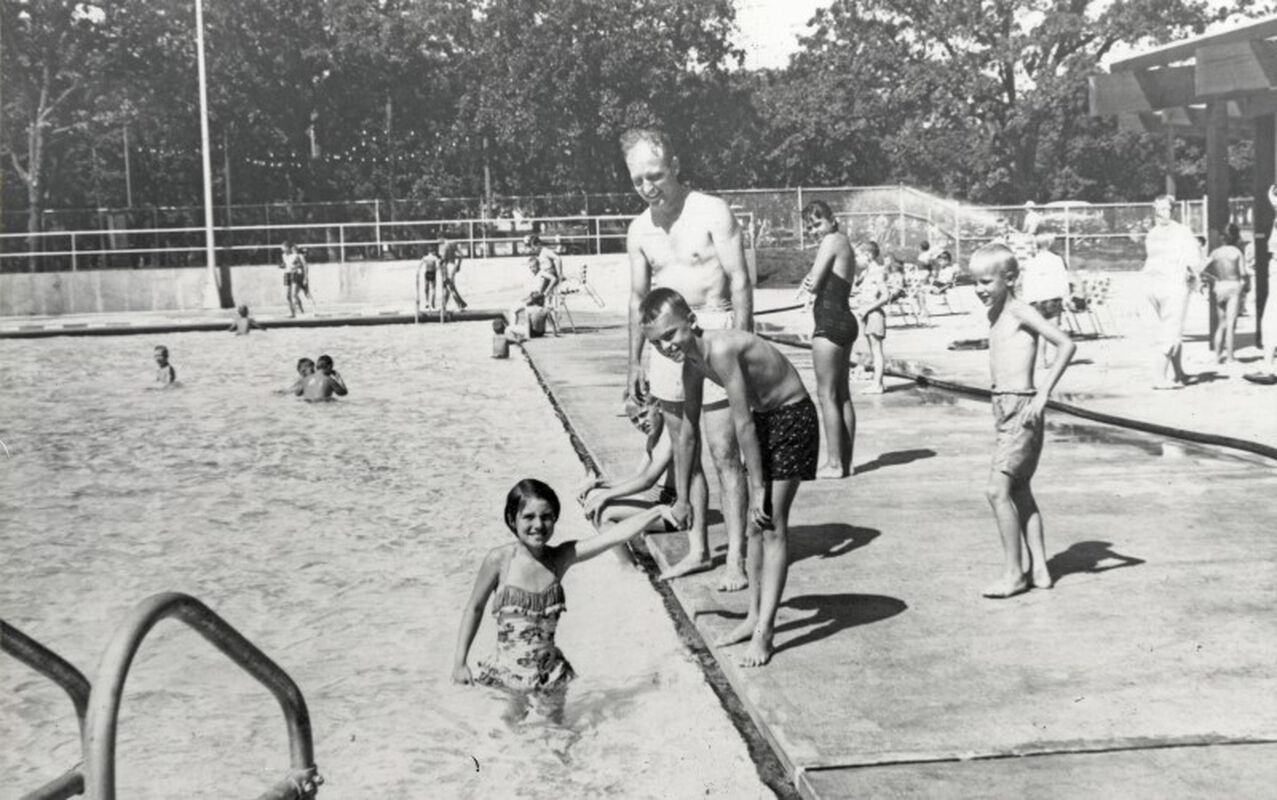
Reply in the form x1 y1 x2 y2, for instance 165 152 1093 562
1062 275 1111 338
548 265 606 333
925 271 958 314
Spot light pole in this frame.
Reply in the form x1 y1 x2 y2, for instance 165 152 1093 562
195 0 223 308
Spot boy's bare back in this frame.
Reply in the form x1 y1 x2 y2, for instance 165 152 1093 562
692 329 807 411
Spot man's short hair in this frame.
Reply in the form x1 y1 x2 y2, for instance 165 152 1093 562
1035 232 1056 250
639 286 692 325
970 243 1019 280
620 128 675 160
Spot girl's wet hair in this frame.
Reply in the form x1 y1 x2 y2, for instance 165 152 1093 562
504 479 561 533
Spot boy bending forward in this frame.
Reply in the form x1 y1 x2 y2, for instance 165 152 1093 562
969 244 1076 599
641 287 818 667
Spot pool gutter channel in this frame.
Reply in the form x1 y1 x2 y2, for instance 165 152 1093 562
518 343 799 800
756 333 1277 464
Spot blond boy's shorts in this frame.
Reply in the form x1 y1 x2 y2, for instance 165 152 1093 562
991 392 1044 483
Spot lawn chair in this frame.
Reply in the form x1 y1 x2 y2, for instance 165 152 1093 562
1062 274 1112 338
925 272 958 314
548 264 606 333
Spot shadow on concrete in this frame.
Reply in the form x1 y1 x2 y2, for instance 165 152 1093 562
772 593 908 656
854 448 938 475
1046 540 1146 582
789 523 880 565
1186 371 1228 385
710 522 875 565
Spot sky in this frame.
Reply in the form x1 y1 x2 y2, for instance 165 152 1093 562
732 0 828 70
731 0 1268 71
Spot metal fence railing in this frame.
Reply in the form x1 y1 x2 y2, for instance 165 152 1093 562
0 212 754 273
5 180 1247 273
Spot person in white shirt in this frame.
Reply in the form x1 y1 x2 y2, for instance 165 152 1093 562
1021 233 1073 368
1141 195 1203 389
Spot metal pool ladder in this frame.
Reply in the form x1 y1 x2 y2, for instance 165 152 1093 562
3 592 322 800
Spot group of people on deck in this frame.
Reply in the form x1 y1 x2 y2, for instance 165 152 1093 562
454 128 1077 726
1140 191 1277 387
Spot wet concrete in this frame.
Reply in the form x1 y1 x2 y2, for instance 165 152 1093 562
523 320 1277 798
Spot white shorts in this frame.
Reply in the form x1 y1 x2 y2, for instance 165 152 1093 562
647 308 734 407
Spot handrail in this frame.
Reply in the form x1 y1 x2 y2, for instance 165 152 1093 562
1 620 91 800
83 593 319 800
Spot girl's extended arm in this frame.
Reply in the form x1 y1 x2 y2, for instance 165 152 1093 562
565 505 670 565
453 548 503 684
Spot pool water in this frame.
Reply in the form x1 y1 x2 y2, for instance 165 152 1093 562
0 324 766 798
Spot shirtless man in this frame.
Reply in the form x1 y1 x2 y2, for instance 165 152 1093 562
623 127 753 590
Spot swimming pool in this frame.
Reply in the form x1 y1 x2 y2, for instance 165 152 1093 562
0 324 766 798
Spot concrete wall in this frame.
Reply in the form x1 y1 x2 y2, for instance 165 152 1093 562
0 249 755 317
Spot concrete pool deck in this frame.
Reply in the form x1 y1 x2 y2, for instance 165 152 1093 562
522 316 1277 798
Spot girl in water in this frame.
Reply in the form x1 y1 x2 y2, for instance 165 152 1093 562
453 478 674 723
798 201 858 478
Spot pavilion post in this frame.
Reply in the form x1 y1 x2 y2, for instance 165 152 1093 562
1255 114 1275 350
1206 101 1230 340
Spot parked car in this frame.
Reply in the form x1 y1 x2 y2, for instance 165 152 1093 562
1038 200 1107 235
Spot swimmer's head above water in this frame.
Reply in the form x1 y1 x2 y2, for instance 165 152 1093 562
316 354 334 374
503 478 561 545
154 345 169 365
296 357 315 376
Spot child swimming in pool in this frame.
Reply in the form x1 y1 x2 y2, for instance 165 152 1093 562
968 244 1075 599
153 345 176 386
301 354 347 400
578 393 711 577
453 478 674 723
281 357 315 395
228 305 265 335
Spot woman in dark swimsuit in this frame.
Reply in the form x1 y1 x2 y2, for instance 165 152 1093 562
799 201 858 479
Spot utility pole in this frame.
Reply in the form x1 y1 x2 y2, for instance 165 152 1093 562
195 0 223 307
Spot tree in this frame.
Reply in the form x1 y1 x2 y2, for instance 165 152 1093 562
770 0 1248 202
1 0 111 259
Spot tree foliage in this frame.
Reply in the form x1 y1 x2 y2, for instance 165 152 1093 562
1 0 1272 231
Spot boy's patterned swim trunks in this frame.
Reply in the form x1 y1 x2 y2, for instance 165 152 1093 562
752 397 819 481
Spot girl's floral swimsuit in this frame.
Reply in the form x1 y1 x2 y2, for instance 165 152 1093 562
476 555 576 692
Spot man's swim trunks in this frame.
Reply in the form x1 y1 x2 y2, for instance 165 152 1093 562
864 308 887 338
991 391 1044 482
752 397 819 481
647 307 733 408
813 272 859 347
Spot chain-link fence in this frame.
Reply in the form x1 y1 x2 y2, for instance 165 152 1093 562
1 185 1229 274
